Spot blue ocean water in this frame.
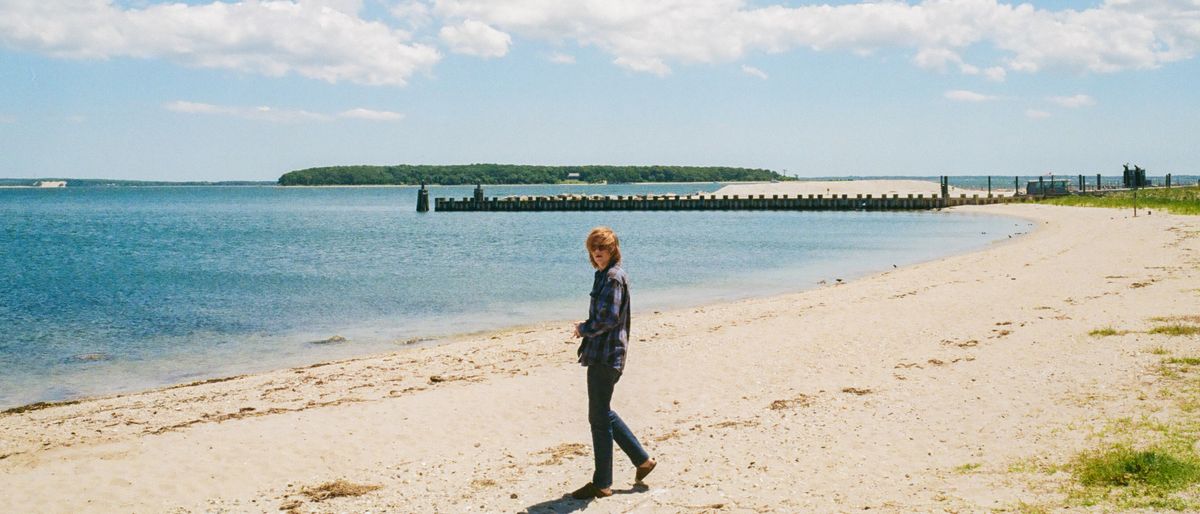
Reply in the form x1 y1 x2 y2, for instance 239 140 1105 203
0 184 1031 408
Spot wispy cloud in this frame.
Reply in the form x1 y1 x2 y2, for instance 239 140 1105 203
391 0 434 29
741 65 768 80
440 19 512 58
1049 94 1096 108
944 90 998 103
983 67 1007 82
338 108 405 121
1025 109 1051 119
165 101 228 115
0 114 15 124
960 63 1007 82
165 101 403 122
613 56 670 76
548 52 576 64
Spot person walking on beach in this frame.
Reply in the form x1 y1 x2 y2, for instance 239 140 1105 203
570 226 656 500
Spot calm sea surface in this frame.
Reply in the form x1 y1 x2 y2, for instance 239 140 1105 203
0 184 1032 408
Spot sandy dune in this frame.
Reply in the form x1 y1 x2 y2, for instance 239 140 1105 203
1 202 1197 513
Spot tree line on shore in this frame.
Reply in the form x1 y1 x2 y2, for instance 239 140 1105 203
277 164 791 186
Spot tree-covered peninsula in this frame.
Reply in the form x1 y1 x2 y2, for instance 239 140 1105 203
277 164 790 186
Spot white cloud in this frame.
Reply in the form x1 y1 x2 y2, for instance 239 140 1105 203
0 0 441 86
0 114 16 124
439 19 512 57
914 47 962 72
1025 109 1051 119
740 64 768 80
548 52 576 64
165 101 227 115
613 56 670 76
391 0 434 28
248 106 331 123
338 108 405 121
433 0 1200 76
4 0 1197 82
167 100 304 121
944 90 998 102
961 63 1007 81
1049 94 1097 108
165 101 403 122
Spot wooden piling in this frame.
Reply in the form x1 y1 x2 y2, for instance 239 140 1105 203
416 183 430 212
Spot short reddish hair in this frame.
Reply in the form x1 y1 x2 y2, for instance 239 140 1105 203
585 226 622 269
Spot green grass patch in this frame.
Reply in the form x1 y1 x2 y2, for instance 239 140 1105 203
1089 327 1128 337
1167 357 1200 366
1149 345 1172 355
955 462 982 473
1152 325 1200 337
1069 445 1200 510
1037 186 1200 215
1075 447 1200 489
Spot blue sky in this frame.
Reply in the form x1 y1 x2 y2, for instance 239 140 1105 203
1 0 1197 181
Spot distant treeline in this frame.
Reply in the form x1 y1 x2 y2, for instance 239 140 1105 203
277 164 791 186
0 178 274 187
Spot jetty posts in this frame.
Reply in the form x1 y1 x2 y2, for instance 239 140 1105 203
426 176 1028 212
416 182 430 212
418 172 1190 212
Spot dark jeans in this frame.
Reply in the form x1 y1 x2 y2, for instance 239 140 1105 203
587 364 649 489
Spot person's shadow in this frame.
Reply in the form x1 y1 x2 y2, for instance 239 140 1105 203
522 484 650 513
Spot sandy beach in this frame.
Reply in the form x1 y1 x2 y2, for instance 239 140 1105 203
714 179 1011 197
2 200 1197 512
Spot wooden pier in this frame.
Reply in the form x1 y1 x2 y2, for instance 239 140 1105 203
434 187 1024 212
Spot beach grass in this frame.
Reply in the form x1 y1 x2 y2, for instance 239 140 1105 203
1089 327 1126 337
1009 501 1052 514
1028 355 1200 511
1066 413 1200 510
1070 445 1200 510
1036 186 1200 215
1152 315 1200 324
1075 447 1200 489
954 462 982 474
1152 325 1200 337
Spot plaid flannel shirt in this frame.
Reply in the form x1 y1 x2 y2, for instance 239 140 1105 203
577 262 630 371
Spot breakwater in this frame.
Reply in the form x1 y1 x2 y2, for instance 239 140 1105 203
433 186 1022 212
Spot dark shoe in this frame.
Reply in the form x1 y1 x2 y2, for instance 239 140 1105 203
635 458 657 483
570 482 613 500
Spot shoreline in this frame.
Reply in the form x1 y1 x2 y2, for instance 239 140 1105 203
0 208 1029 412
3 203 1197 512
